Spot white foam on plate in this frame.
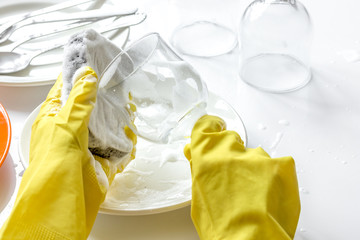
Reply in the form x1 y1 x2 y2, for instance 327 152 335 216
18 92 247 215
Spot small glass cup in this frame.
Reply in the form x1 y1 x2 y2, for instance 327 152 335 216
171 21 237 58
99 33 208 143
169 0 238 57
239 0 312 93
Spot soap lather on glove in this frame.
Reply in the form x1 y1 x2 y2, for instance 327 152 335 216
0 29 137 240
61 29 137 188
184 115 301 240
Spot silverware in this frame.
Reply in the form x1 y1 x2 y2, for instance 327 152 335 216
0 21 99 52
0 13 147 74
0 8 138 45
0 0 95 44
20 8 138 24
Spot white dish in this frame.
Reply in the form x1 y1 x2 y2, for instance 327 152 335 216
18 92 247 215
0 0 130 87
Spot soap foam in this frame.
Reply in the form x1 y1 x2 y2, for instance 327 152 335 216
61 29 135 189
61 31 207 209
102 137 192 211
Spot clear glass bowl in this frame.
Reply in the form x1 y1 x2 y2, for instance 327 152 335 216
239 0 312 93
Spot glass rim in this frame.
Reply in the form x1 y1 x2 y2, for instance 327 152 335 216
99 32 186 83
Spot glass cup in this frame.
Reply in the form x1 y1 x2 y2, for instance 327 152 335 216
169 0 238 57
239 0 312 93
99 33 208 143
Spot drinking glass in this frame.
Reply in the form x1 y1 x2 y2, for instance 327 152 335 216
239 0 312 93
169 0 238 57
99 33 208 143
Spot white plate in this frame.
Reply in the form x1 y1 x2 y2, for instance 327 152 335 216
0 0 130 87
18 92 247 215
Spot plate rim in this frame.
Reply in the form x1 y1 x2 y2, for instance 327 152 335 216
98 198 192 216
0 102 11 168
18 91 247 215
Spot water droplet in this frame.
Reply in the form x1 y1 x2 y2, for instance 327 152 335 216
257 123 267 130
308 149 315 153
299 187 309 194
296 169 305 174
18 170 24 177
300 228 306 232
337 49 360 62
271 151 277 157
278 119 290 126
270 132 284 150
13 163 18 167
341 161 348 165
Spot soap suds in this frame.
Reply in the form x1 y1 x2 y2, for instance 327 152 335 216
278 119 290 126
61 29 135 189
102 137 192 210
61 30 207 211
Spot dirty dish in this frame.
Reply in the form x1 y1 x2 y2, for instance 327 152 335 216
18 92 247 215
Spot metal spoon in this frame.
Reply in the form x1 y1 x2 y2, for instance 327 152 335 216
0 20 101 53
0 13 146 74
0 8 138 45
0 0 96 44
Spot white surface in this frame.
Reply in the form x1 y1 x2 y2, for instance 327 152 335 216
17 93 246 216
0 0 360 239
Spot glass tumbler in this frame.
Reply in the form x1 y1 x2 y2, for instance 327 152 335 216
169 0 238 57
239 0 312 93
99 33 208 143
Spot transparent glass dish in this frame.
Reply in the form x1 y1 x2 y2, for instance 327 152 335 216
239 0 312 93
171 20 237 57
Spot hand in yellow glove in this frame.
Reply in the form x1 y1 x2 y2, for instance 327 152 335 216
184 115 301 240
0 67 107 240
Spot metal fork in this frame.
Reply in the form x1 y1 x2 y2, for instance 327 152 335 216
0 0 96 44
0 8 138 46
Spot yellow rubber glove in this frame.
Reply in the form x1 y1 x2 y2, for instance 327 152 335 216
0 67 105 240
184 115 301 240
